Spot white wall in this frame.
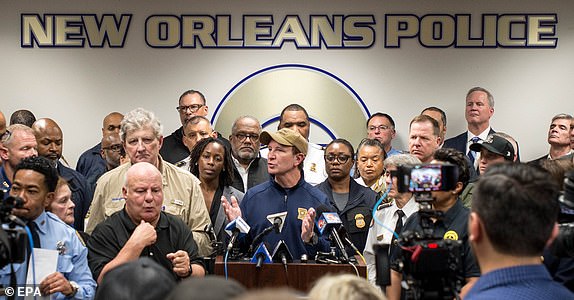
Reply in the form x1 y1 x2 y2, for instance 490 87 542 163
2 0 573 166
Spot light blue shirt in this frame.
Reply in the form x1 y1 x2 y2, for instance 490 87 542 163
0 212 96 299
387 147 402 157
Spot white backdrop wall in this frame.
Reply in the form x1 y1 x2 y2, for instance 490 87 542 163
2 0 573 166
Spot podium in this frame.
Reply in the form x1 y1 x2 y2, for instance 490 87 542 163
214 256 366 292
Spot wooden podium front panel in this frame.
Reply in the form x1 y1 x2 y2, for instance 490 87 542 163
214 256 367 292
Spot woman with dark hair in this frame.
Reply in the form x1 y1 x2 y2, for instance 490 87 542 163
190 137 244 245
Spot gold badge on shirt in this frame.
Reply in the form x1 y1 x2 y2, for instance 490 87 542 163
355 213 366 229
443 230 459 241
297 208 308 220
309 163 317 173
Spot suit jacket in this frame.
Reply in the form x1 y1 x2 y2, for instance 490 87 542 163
529 152 574 167
231 157 269 193
58 161 93 231
443 128 496 154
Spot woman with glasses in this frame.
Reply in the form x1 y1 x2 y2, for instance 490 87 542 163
189 137 244 251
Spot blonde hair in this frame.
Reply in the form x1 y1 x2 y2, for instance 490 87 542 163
309 274 386 300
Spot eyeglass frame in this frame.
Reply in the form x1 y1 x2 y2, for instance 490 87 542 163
102 144 124 152
176 104 205 113
233 133 260 142
367 125 393 132
324 154 353 164
0 130 11 143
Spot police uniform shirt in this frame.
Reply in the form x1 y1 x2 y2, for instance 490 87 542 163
390 199 480 279
0 211 96 299
363 196 419 285
87 209 204 281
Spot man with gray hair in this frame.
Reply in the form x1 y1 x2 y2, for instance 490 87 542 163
0 124 38 199
363 154 421 286
530 113 574 166
229 115 268 192
444 87 496 170
175 115 217 170
87 108 212 256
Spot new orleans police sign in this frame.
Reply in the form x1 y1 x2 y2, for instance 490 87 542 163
21 13 558 49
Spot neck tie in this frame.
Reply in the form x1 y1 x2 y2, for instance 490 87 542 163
467 137 480 164
28 221 41 249
390 210 405 258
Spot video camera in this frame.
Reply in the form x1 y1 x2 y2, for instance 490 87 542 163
550 170 574 257
0 190 28 269
376 164 464 300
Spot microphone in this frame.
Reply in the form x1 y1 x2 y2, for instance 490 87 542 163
225 216 250 252
267 211 287 233
250 242 272 268
271 240 293 266
315 205 349 263
337 225 360 254
248 212 288 254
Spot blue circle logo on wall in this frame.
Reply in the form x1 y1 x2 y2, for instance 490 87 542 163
212 64 370 147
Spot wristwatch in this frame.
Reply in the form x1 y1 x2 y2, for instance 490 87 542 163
68 281 79 297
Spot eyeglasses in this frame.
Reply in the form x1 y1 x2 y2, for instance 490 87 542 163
176 104 204 113
368 125 392 132
234 133 259 142
324 154 352 164
102 144 123 152
0 130 11 143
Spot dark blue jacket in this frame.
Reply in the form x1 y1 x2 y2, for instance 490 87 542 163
316 178 377 254
59 162 93 231
76 143 106 193
240 176 331 259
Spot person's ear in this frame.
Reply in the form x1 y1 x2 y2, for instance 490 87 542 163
546 223 560 249
468 212 482 243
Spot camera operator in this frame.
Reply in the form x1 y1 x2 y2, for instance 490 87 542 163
466 163 573 299
387 148 479 300
0 156 95 299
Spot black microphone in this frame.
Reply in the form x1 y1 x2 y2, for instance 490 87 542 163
337 225 360 254
272 240 293 266
250 242 272 268
315 205 349 263
248 212 288 254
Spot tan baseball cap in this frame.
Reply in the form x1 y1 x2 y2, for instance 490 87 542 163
260 128 308 155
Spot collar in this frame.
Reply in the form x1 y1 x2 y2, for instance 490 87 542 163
270 172 306 192
395 195 418 217
441 198 464 226
32 211 49 235
120 209 168 231
467 127 492 144
232 156 255 171
548 149 574 160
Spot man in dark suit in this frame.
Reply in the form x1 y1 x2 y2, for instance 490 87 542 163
444 87 496 171
32 118 93 231
529 113 574 166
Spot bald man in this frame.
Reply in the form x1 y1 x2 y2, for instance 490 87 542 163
32 118 93 231
76 112 124 187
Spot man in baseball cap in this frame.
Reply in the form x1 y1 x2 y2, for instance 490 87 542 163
470 133 515 175
222 128 331 259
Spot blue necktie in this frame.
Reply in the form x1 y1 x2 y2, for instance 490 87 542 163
468 137 480 164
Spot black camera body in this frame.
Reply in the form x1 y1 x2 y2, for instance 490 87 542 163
0 190 28 268
551 171 574 257
395 164 459 194
376 163 464 300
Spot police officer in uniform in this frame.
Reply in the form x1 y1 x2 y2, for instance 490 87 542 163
0 156 96 299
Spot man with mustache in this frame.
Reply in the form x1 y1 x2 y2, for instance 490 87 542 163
229 116 268 193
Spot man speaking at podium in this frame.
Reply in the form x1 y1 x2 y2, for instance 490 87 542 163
222 128 331 259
